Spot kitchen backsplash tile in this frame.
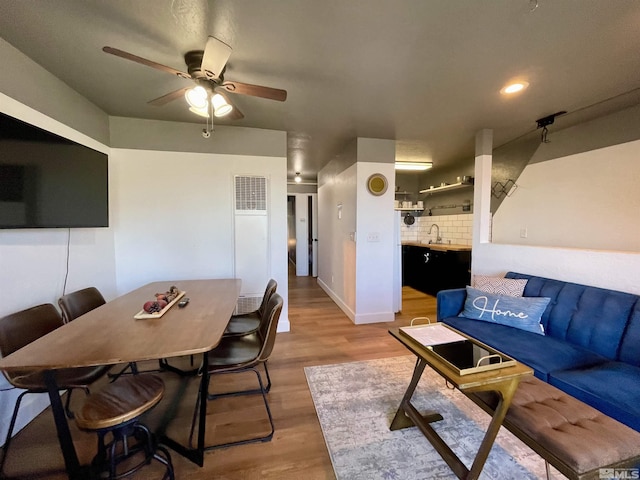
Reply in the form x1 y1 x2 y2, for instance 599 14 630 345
400 213 473 246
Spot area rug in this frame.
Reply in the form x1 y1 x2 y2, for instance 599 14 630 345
305 356 556 480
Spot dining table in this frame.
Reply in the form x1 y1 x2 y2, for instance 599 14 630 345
0 278 241 480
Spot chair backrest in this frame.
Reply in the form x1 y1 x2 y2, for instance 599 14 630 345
0 304 63 360
257 279 277 316
257 293 283 362
58 287 106 324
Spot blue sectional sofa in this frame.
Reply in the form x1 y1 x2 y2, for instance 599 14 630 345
437 272 640 433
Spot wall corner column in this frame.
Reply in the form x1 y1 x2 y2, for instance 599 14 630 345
473 129 493 248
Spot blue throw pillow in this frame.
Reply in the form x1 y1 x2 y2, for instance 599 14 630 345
459 286 549 335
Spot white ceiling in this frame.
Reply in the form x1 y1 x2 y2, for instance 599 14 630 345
1 0 639 181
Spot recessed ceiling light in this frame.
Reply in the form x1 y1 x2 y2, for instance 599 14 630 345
500 81 529 95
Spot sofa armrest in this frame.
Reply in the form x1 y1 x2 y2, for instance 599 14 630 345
436 288 466 321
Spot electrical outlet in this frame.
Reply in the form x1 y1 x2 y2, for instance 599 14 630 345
367 232 380 242
520 227 528 238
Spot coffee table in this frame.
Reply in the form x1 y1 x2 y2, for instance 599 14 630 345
389 324 533 480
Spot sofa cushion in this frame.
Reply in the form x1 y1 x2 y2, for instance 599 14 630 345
618 300 640 367
505 272 639 362
549 362 640 432
471 275 527 297
459 286 548 335
442 316 608 381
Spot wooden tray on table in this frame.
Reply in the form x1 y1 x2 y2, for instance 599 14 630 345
134 291 186 319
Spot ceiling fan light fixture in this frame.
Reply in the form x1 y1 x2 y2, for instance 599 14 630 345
189 106 210 118
185 86 208 109
395 162 433 171
212 93 233 117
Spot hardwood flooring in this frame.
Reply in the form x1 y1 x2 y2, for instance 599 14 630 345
2 275 435 479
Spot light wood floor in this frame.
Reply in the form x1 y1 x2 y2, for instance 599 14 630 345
3 274 435 479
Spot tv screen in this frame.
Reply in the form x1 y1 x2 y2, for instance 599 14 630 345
0 112 108 229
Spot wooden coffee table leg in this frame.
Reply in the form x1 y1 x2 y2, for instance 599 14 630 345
465 378 519 480
390 358 443 430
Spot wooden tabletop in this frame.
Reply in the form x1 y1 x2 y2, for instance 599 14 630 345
0 279 241 371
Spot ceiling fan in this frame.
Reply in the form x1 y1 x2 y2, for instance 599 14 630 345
102 36 287 121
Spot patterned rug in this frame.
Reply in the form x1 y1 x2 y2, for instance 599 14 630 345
305 356 561 480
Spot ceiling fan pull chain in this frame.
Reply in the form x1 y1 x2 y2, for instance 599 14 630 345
541 126 550 143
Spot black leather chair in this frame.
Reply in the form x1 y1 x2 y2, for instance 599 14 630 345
223 279 277 337
59 287 139 379
0 304 110 474
58 287 106 324
189 293 284 450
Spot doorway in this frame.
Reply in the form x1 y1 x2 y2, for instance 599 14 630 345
287 193 318 276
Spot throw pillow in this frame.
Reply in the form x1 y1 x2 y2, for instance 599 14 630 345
459 286 549 335
472 275 527 297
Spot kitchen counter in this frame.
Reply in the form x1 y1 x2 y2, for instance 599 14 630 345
402 241 471 252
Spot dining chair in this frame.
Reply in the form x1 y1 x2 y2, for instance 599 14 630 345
0 304 110 475
223 278 277 337
188 292 284 450
75 374 174 480
59 287 139 380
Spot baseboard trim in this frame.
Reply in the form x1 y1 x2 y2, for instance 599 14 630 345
317 278 356 323
317 279 394 324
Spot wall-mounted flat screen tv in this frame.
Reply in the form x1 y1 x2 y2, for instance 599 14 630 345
0 112 108 229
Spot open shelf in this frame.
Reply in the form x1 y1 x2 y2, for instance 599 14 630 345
395 208 424 212
419 182 473 194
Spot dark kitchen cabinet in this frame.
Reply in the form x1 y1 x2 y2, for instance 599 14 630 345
402 245 471 296
402 245 421 287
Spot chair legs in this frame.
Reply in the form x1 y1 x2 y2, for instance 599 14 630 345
206 361 272 400
0 390 28 475
108 361 167 382
64 386 90 418
92 421 174 480
0 387 89 475
188 365 275 450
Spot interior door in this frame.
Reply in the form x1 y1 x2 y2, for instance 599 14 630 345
311 194 318 277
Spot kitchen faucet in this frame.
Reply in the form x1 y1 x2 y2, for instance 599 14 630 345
428 223 442 244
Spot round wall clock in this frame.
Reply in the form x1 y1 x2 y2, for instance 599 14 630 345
366 173 388 196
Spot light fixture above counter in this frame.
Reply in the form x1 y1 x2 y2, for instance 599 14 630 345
395 161 432 171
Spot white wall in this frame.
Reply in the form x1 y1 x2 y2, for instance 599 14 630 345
318 163 358 315
354 161 395 323
0 94 116 447
472 134 640 295
492 139 640 251
317 138 396 323
110 148 290 331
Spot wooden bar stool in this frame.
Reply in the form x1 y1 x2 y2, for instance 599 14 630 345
75 374 174 480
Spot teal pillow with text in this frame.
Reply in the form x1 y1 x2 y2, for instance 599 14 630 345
459 286 549 335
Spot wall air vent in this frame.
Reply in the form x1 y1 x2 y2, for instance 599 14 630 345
235 175 267 212
234 295 263 315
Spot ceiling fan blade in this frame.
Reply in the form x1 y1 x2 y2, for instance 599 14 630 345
102 46 190 79
217 91 244 120
148 87 190 106
201 36 232 80
220 81 287 102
